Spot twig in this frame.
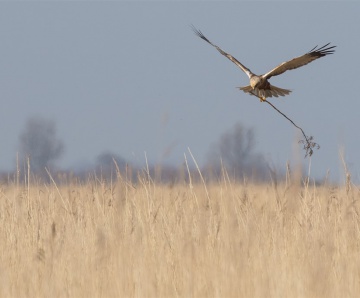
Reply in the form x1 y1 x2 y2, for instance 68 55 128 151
250 91 319 157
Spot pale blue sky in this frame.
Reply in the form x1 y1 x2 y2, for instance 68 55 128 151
0 2 358 182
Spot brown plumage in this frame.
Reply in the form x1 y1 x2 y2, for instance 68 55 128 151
191 25 336 101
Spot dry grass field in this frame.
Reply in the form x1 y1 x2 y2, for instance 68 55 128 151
1 167 360 297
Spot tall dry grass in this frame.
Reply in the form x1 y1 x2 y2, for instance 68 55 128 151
1 166 360 297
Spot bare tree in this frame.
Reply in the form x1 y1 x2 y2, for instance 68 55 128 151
19 117 64 172
206 122 268 180
96 152 126 168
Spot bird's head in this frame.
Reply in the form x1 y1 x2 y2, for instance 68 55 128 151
250 76 261 89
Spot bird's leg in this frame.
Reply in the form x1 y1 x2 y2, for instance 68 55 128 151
249 90 266 102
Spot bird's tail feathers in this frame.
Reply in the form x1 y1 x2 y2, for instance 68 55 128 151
238 85 291 99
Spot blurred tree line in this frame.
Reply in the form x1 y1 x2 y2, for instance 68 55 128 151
14 117 269 183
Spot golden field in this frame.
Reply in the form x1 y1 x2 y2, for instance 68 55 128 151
1 169 360 297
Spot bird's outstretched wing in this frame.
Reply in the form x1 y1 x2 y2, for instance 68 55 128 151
191 25 253 79
263 43 336 79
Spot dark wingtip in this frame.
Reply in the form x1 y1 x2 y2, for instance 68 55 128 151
190 24 210 43
308 43 336 56
190 25 202 37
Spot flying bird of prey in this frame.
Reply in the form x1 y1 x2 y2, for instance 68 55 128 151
192 26 335 102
